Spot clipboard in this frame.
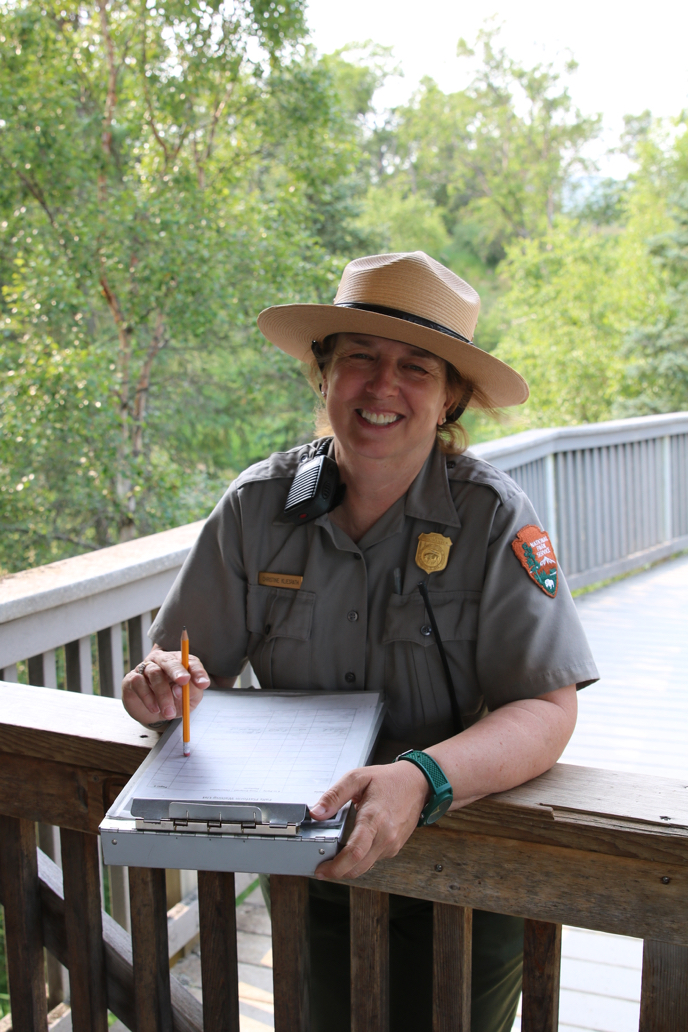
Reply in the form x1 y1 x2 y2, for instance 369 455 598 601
100 689 385 876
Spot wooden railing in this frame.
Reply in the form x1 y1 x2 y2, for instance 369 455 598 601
1 681 687 1031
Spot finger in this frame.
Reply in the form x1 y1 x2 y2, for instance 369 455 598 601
310 769 368 821
145 662 178 720
128 670 161 714
123 671 161 717
188 655 210 688
149 649 190 686
315 817 378 880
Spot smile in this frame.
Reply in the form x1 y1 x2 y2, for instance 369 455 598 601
358 409 403 426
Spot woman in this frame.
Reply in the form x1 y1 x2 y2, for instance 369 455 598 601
122 251 598 1032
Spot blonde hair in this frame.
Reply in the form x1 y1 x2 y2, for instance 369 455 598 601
305 335 495 455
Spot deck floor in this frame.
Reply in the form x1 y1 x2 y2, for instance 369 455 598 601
169 552 688 1031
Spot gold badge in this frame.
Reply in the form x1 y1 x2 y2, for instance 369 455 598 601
415 533 452 575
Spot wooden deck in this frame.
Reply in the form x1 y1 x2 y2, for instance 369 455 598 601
138 553 688 1032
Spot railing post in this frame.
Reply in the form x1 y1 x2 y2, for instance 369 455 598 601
544 452 558 556
197 870 241 1031
97 623 124 699
61 828 108 1032
65 636 93 694
129 865 173 1031
272 875 310 1032
662 435 673 543
350 887 389 1032
639 939 688 1031
432 903 471 1032
521 919 562 1032
0 815 49 1031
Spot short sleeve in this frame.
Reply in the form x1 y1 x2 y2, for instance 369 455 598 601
476 488 599 709
148 482 250 677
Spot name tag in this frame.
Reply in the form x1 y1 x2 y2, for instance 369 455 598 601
258 571 303 590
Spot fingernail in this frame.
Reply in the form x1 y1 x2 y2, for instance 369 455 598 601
173 685 182 699
315 872 325 880
163 705 175 719
197 677 209 686
310 804 326 817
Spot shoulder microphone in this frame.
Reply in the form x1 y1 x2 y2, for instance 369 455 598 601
283 439 345 525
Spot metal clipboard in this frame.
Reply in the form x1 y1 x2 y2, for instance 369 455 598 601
100 690 385 876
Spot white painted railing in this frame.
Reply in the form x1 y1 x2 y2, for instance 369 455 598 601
472 411 688 590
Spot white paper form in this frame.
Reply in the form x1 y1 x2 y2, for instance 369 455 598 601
116 690 384 815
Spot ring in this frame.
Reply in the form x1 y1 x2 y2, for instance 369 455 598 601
136 661 148 675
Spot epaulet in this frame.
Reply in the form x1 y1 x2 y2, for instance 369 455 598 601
446 452 524 504
233 441 317 489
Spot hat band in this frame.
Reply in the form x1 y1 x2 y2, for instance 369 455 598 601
335 302 474 346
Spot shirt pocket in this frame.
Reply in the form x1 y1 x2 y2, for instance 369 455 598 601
246 583 315 690
381 590 481 739
382 590 480 647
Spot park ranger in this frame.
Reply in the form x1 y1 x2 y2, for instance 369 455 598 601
122 251 598 1032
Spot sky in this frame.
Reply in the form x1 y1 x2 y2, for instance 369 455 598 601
305 0 688 178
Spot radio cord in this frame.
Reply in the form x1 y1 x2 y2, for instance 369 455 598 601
418 580 465 735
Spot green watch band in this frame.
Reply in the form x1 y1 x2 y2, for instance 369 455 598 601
394 749 453 826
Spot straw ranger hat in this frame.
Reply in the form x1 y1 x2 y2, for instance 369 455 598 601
257 251 528 408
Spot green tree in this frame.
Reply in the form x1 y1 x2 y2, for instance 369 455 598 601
375 28 599 264
0 1 373 570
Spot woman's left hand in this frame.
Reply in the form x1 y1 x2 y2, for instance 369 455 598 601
310 762 431 879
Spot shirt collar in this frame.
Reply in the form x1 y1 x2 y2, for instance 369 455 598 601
403 446 461 529
315 445 460 550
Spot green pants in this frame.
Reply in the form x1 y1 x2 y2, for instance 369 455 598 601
260 876 523 1032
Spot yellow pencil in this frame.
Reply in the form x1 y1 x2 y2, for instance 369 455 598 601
181 626 191 757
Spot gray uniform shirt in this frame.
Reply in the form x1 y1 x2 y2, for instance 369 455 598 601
150 441 598 749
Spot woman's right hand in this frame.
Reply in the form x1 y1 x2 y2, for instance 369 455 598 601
122 645 210 728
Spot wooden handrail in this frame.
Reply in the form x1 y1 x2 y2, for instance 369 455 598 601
1 680 688 1030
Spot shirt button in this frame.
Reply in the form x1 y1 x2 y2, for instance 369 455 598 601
420 625 432 637
352 553 361 560
447 460 456 469
345 672 356 683
347 610 359 622
265 623 272 634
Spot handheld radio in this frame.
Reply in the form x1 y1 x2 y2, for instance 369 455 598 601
283 439 345 525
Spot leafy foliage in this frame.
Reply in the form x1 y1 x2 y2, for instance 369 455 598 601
0 0 374 569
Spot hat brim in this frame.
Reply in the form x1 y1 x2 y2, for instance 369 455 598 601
257 304 528 409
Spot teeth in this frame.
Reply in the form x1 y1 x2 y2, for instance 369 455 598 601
360 410 401 426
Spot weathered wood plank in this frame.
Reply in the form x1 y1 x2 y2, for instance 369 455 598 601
488 761 688 830
432 903 471 1032
197 870 240 1032
335 825 688 945
0 681 155 773
129 865 173 1032
639 939 688 1031
0 750 112 833
0 816 49 1031
521 919 561 1032
60 829 108 1032
37 848 203 1032
442 799 688 867
271 875 310 1032
350 887 389 1032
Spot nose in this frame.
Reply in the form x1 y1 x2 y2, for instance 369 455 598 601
366 357 399 396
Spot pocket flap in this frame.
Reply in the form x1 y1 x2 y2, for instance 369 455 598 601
247 582 315 641
382 590 480 647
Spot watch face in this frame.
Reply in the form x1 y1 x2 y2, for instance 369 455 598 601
422 792 453 825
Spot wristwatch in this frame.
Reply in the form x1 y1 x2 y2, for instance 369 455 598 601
394 749 453 826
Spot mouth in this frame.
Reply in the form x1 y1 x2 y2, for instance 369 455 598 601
357 409 404 427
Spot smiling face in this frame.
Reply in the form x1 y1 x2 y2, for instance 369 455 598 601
321 333 454 467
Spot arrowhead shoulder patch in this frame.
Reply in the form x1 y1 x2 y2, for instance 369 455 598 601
511 525 558 598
